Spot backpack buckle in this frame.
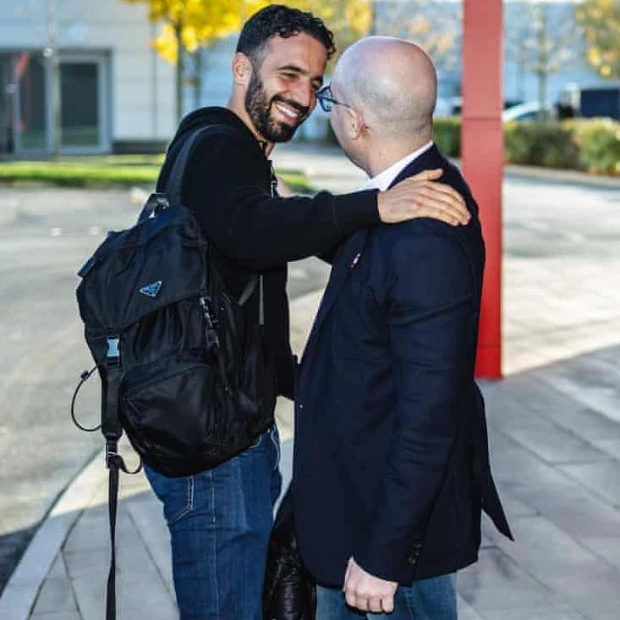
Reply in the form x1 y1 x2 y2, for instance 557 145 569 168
107 337 120 367
200 297 223 356
105 440 119 467
140 193 169 221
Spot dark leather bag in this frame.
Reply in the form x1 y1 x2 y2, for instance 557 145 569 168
264 487 316 620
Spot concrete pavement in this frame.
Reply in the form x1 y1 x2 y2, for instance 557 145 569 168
1 147 619 619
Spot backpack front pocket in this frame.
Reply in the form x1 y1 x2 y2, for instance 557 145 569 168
120 357 219 475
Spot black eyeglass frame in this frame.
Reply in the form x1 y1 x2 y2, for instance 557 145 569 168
316 84 354 113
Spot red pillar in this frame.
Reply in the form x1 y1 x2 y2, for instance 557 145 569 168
462 0 504 379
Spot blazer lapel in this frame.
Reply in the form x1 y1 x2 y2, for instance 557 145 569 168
303 229 369 357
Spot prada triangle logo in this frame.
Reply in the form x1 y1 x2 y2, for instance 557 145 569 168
139 280 162 298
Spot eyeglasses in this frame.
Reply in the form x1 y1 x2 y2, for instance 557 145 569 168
316 84 354 113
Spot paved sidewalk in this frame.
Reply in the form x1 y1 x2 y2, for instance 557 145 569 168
1 148 619 619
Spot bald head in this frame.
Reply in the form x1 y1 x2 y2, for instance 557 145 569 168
332 36 437 141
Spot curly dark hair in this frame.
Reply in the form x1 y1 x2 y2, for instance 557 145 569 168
236 4 336 66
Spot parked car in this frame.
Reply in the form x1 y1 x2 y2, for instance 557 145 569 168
502 101 553 122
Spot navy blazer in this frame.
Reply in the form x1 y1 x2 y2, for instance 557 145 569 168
292 146 512 587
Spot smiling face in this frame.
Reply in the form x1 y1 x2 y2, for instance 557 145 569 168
241 33 328 144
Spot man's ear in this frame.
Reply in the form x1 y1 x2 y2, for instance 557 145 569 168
346 107 365 140
232 52 252 87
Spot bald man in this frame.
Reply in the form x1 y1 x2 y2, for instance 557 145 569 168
292 37 512 619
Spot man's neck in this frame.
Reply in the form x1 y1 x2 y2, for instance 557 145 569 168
226 99 275 156
367 136 430 178
357 139 434 193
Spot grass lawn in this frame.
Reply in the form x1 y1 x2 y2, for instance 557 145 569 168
0 154 311 192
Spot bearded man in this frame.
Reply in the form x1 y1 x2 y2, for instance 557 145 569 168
146 6 470 619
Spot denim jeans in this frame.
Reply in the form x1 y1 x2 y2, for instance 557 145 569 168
144 424 282 620
317 573 457 620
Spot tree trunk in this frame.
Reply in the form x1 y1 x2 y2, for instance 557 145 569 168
46 0 62 156
535 5 549 119
538 70 548 119
50 51 62 157
175 22 184 122
192 49 203 110
369 0 378 35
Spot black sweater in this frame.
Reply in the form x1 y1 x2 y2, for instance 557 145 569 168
157 107 379 399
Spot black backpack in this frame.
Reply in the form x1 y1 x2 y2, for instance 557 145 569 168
72 126 276 618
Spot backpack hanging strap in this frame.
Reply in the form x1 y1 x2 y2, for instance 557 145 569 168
105 445 139 620
102 336 139 620
102 336 121 620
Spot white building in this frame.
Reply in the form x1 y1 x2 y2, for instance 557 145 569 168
0 0 608 156
0 0 176 156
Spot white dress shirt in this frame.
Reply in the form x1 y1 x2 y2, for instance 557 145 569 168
358 141 434 192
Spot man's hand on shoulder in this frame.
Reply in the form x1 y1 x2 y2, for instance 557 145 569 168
377 168 470 226
343 556 398 614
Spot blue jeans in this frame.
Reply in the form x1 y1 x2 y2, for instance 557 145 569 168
144 425 282 620
317 573 457 620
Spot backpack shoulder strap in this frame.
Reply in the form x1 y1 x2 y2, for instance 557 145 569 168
163 124 263 312
165 125 214 206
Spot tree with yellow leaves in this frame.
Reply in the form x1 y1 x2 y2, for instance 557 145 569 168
123 0 267 120
577 0 620 79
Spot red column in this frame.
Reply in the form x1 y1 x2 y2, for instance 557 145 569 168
462 0 504 379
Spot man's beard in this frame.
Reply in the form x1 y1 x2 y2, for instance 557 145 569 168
245 72 309 143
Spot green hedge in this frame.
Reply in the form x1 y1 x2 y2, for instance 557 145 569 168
570 119 620 176
433 116 620 176
433 117 461 158
504 121 580 169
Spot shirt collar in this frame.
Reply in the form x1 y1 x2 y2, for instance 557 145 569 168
358 141 434 192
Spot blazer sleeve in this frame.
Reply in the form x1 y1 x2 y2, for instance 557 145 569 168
353 225 474 583
184 130 379 270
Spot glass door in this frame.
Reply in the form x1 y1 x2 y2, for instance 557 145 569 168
59 56 109 153
4 51 50 156
0 53 47 155
16 52 47 152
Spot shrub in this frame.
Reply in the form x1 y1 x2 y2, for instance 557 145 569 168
433 117 461 157
569 119 620 176
503 121 581 169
